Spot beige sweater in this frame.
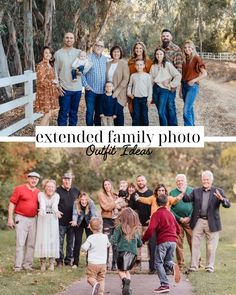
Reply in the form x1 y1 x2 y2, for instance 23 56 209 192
149 62 182 90
127 72 153 102
98 191 117 219
106 59 130 107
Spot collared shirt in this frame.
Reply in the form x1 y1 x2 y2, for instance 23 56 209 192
82 52 108 94
159 41 183 73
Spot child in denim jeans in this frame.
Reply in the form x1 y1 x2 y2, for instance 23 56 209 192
82 217 110 295
127 59 152 126
142 194 181 294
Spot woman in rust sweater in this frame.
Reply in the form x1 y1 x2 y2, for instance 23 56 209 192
181 40 207 126
127 42 152 119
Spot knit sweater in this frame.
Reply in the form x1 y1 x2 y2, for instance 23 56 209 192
169 187 193 221
142 207 180 245
138 195 179 216
111 224 142 255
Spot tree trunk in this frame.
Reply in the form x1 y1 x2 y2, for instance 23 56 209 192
44 0 55 46
0 8 12 98
23 0 34 70
7 14 23 75
197 0 203 53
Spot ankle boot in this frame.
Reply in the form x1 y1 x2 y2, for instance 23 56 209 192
40 258 46 272
48 258 55 271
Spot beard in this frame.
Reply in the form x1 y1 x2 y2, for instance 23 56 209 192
162 40 170 48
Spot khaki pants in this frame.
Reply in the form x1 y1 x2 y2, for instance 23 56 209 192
101 116 114 126
14 214 37 269
176 222 192 269
86 263 106 295
191 218 219 271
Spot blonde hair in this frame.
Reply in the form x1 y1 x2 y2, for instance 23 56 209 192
116 207 141 241
42 179 56 190
75 192 91 215
90 217 102 232
131 41 147 61
182 40 198 62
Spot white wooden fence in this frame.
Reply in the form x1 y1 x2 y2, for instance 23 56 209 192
0 70 42 136
199 52 236 62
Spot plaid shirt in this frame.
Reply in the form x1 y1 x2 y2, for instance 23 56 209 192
160 41 183 74
82 52 108 94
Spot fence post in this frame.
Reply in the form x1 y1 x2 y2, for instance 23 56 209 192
24 70 34 124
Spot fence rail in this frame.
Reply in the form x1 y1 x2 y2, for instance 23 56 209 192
199 52 236 62
0 70 42 136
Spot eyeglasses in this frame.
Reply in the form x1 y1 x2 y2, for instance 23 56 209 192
95 44 104 48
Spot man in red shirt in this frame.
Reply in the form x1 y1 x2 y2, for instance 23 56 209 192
142 194 181 294
7 172 40 272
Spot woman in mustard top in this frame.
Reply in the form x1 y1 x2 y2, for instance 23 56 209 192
136 183 179 216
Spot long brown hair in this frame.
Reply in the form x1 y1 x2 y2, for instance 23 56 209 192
41 46 55 67
153 184 168 198
153 47 167 67
102 179 115 195
131 41 147 62
116 207 141 241
75 192 91 215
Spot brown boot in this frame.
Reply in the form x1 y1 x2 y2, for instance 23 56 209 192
48 258 55 271
40 258 46 272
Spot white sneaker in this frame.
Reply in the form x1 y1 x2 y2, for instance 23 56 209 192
92 282 100 295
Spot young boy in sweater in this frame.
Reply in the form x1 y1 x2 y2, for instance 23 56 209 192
142 194 181 294
100 81 117 126
82 217 111 295
127 59 152 126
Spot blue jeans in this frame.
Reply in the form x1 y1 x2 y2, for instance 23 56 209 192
132 97 149 126
57 90 81 126
114 102 124 126
85 90 102 126
155 242 176 286
182 82 199 126
153 84 171 126
57 225 75 265
166 91 178 126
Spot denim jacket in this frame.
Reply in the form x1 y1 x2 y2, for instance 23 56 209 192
72 199 96 226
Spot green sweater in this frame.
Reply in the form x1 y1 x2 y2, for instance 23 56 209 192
170 187 193 221
111 225 142 255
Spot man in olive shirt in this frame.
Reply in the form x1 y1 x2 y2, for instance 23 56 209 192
170 174 193 270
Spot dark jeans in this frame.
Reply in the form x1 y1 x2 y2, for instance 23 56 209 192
132 96 149 126
103 218 117 266
57 225 75 265
57 90 82 126
85 90 102 126
114 102 124 126
166 91 178 126
153 84 171 126
73 222 92 266
148 231 157 271
155 242 176 286
182 81 199 126
71 65 85 80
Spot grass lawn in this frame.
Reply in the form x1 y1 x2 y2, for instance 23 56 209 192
0 229 86 295
0 204 235 295
187 203 236 295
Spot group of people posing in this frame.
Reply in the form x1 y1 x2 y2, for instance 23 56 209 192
35 29 207 127
7 170 230 295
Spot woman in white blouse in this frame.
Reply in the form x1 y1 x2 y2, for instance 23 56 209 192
106 46 129 126
150 48 181 126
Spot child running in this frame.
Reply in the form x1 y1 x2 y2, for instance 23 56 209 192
111 207 142 295
81 217 111 295
142 194 181 294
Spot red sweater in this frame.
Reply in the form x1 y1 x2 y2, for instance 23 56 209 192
142 207 180 245
10 184 39 217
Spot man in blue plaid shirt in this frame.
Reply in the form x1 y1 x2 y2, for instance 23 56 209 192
82 40 108 126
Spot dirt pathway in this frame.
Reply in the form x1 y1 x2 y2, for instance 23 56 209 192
56 273 194 295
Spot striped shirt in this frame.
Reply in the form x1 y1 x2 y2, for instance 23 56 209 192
82 52 108 94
